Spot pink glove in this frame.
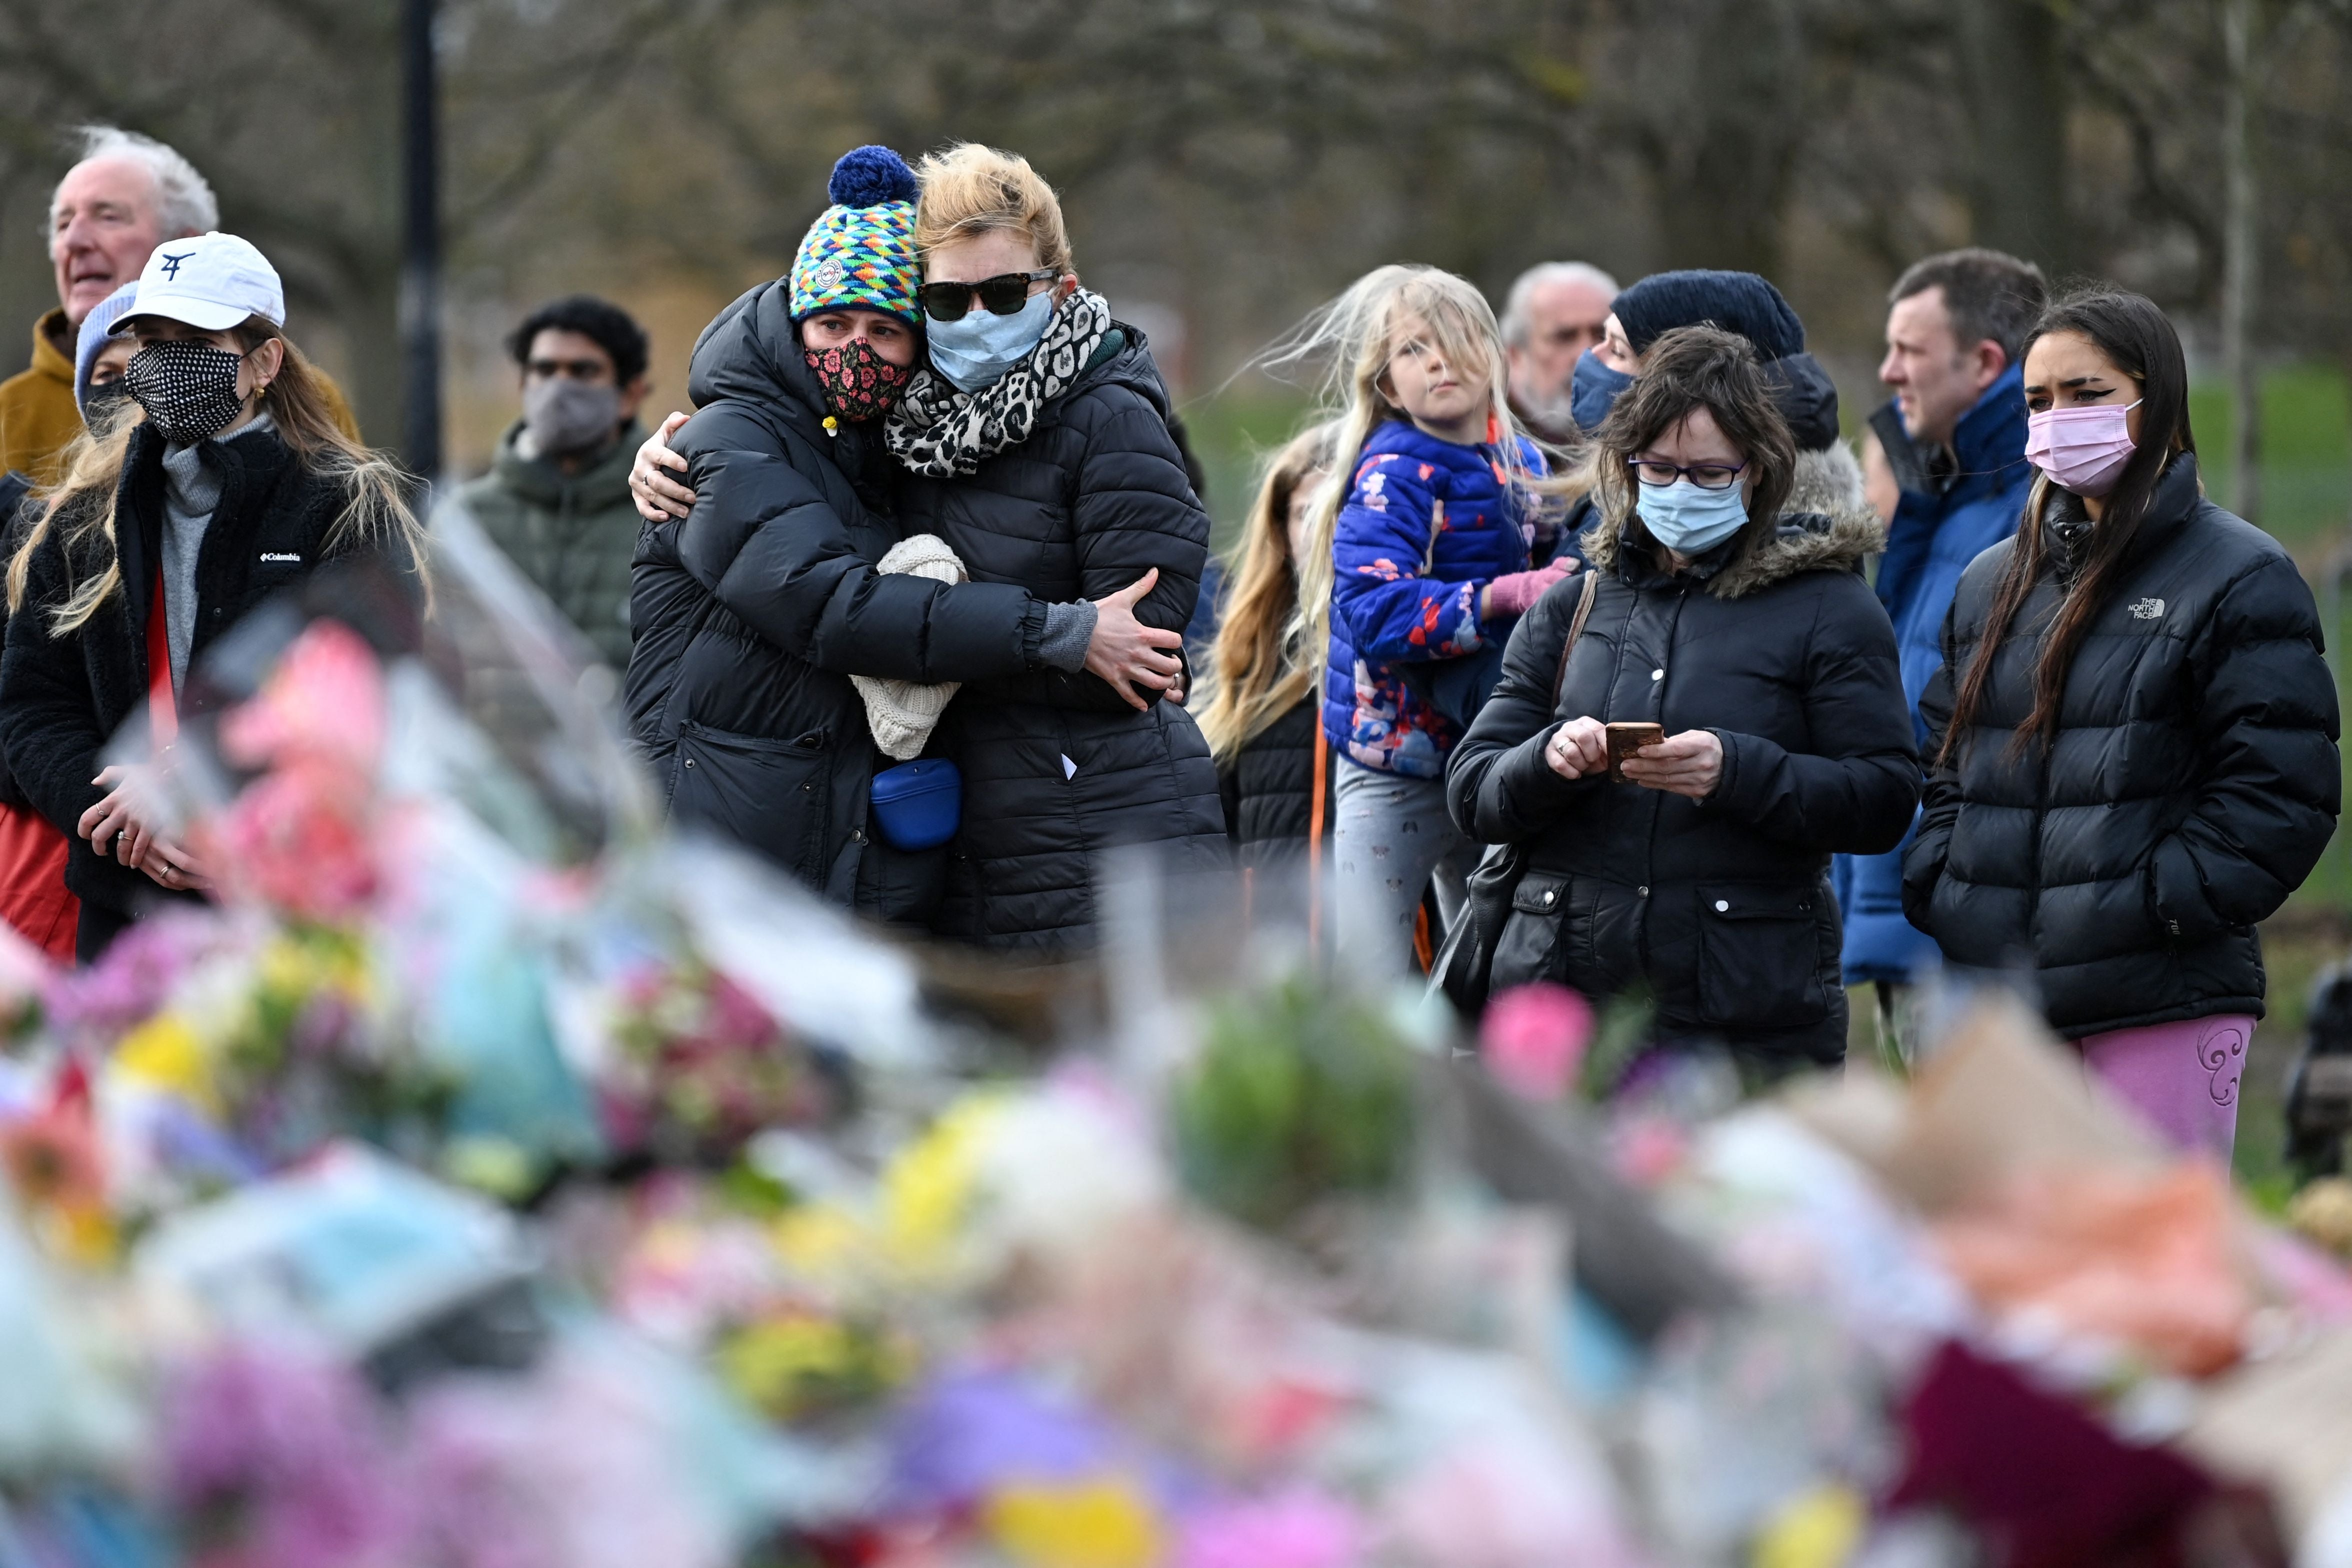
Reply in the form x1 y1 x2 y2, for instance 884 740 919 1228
1485 560 1576 620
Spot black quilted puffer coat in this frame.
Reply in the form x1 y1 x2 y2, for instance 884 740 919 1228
1447 500 1918 1066
1904 454 2340 1038
624 280 1053 920
894 326 1230 950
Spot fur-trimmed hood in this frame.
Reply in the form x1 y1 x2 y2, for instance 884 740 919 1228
1580 442 1884 600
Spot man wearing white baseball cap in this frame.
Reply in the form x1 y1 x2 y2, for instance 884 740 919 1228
0 230 429 962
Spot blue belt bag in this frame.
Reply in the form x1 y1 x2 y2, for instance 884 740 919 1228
868 758 962 851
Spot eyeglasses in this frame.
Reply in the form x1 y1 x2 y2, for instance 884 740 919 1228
1629 458 1747 491
918 269 1058 324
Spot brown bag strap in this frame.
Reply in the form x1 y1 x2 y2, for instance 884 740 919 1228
1550 567 1602 706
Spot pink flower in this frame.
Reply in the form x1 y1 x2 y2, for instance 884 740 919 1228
219 620 385 777
1178 1488 1360 1568
1480 984 1594 1101
212 760 380 922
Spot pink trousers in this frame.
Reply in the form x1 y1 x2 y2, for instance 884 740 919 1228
2076 1014 2254 1162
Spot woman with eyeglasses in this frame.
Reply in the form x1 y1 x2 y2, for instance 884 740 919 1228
1446 326 1916 1076
622 146 1184 926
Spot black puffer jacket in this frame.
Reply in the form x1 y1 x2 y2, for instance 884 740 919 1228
1903 454 2339 1038
624 281 1051 918
0 424 415 921
1218 695 1330 879
894 326 1229 950
1447 503 1917 1065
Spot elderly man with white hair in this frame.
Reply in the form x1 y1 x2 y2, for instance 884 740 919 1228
1498 260 1620 444
0 125 354 481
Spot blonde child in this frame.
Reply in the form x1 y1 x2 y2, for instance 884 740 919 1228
1282 265 1568 978
1198 422 1338 906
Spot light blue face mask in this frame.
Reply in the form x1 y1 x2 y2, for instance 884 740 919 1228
925 289 1054 392
1637 477 1751 555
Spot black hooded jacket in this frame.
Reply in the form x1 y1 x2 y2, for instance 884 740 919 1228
892 326 1230 950
0 423 411 920
1903 454 2339 1038
1218 694 1330 878
1446 499 1918 1064
622 280 1053 916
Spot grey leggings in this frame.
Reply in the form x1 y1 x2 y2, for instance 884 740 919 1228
1331 756 1476 982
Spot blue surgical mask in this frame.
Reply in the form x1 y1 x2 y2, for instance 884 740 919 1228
925 289 1054 392
1638 478 1751 555
1570 350 1636 434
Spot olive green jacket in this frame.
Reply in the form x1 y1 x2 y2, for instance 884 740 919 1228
458 418 644 668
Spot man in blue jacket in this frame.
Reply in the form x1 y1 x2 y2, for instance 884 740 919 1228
1836 248 2047 1058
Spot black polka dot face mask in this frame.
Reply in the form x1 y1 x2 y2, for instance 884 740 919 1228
124 338 251 446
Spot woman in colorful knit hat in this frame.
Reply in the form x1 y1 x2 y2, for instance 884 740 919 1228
622 146 1181 922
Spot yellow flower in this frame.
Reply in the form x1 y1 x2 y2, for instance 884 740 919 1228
880 1093 1004 1271
716 1314 910 1424
772 1202 867 1279
112 1014 217 1112
984 1478 1162 1568
1753 1484 1865 1568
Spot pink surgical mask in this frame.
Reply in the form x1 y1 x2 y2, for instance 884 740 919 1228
2024 398 2143 498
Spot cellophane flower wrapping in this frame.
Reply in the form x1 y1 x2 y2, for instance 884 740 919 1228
0 500 2348 1568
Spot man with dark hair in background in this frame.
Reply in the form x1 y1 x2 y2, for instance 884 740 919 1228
1836 246 2048 1058
460 294 651 668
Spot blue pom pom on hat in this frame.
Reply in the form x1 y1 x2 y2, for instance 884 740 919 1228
828 144 918 209
790 144 921 324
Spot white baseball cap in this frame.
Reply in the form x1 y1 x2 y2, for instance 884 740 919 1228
109 231 284 336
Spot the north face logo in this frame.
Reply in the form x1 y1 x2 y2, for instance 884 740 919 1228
2130 597 2166 620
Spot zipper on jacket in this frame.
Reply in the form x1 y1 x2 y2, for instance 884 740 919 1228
1634 582 1690 976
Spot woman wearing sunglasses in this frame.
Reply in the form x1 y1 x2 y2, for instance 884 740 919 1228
1446 326 1916 1078
623 146 1186 925
637 144 1225 952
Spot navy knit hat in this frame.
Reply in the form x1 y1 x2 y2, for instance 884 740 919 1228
1610 268 1840 449
1612 270 1806 360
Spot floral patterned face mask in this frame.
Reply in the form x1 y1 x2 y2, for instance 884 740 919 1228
803 336 913 424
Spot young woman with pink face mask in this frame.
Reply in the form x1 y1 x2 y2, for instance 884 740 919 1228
1903 288 2340 1160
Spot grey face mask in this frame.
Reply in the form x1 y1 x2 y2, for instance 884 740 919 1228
522 378 622 456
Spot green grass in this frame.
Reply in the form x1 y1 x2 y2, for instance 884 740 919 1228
2190 363 2352 550
1176 388 1318 554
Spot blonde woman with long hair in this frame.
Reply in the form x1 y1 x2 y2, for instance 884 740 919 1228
0 233 428 961
1268 264 1568 978
1198 422 1338 894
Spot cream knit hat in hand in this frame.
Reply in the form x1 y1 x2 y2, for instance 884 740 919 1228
852 534 965 760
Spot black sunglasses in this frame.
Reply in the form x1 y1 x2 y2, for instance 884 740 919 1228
918 268 1058 324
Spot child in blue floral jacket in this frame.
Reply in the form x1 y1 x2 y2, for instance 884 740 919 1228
1288 265 1570 978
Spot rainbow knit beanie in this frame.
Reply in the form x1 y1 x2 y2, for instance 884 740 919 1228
790 146 920 324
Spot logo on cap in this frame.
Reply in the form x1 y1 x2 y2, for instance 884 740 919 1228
812 258 846 291
159 250 194 280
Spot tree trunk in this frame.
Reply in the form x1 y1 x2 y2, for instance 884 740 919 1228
2220 0 2262 524
1956 0 2070 274
1636 0 1804 278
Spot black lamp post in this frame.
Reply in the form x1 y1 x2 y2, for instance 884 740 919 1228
399 0 444 484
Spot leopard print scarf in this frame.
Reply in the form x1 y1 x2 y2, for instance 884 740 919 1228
884 288 1114 478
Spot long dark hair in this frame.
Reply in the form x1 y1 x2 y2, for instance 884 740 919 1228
1936 288 2194 765
1592 325 1797 554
